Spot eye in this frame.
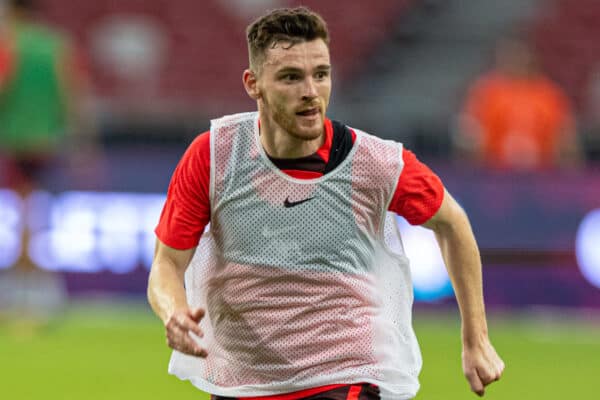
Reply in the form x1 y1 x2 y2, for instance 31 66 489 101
315 70 330 80
281 73 300 82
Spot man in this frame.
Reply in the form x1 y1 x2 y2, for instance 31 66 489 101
0 0 95 193
148 7 504 400
0 0 92 330
456 34 581 170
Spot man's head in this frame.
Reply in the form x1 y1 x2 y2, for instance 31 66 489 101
6 0 37 20
8 0 36 12
495 34 539 77
243 7 332 143
246 7 329 74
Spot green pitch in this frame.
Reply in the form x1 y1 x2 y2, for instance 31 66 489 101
1 302 599 400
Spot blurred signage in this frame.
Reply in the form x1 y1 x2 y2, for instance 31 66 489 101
396 216 453 301
440 170 600 252
0 189 453 300
0 190 163 274
2 187 599 297
576 209 600 289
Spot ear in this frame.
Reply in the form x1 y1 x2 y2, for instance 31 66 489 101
243 69 261 100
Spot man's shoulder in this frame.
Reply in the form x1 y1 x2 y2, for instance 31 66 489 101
186 130 211 158
210 111 258 127
343 124 404 169
349 125 404 150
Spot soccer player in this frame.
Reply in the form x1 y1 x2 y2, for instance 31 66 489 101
148 7 504 399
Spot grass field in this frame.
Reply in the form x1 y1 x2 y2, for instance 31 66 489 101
1 301 599 400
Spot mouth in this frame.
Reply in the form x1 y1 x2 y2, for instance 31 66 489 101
296 107 320 117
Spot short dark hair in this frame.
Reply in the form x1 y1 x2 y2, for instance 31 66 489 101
246 7 330 71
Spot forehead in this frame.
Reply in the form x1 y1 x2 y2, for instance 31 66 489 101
262 39 330 71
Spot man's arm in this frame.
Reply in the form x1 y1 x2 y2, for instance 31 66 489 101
147 239 207 357
422 189 504 396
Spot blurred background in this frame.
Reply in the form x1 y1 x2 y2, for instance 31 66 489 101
0 0 599 399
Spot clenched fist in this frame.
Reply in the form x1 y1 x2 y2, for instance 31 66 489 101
462 337 505 396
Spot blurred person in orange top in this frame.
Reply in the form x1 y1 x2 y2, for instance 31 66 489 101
0 0 97 332
455 34 582 171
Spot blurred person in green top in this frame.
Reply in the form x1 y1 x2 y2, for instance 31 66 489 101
0 0 96 331
0 0 94 196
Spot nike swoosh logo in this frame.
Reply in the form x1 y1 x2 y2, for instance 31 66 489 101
284 197 315 208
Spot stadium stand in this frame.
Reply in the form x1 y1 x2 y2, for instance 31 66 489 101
532 0 600 110
38 0 415 114
531 0 600 160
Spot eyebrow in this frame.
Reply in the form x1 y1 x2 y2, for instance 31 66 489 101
275 65 331 74
315 65 332 72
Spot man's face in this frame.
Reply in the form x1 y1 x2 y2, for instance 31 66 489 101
254 39 331 141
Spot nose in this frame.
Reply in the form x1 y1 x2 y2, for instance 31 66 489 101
301 77 318 101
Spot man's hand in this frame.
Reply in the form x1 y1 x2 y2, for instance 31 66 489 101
165 307 207 357
462 337 505 396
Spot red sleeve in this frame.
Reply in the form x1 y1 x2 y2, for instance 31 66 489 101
155 131 211 249
388 148 444 225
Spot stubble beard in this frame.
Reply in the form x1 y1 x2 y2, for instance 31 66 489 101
264 96 323 142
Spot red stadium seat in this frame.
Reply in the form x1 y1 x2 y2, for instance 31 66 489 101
532 0 600 110
38 0 416 112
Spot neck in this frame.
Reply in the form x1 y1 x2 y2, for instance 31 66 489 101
258 109 324 159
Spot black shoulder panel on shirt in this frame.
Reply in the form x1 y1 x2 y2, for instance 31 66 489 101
324 120 354 174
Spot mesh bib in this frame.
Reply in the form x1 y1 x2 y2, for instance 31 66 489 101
169 112 422 400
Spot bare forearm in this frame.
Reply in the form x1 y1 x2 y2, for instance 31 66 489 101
147 260 189 324
433 211 488 343
424 191 504 394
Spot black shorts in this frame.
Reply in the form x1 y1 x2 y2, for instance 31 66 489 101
212 383 380 400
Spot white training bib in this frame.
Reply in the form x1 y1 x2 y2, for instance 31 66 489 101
169 112 422 400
